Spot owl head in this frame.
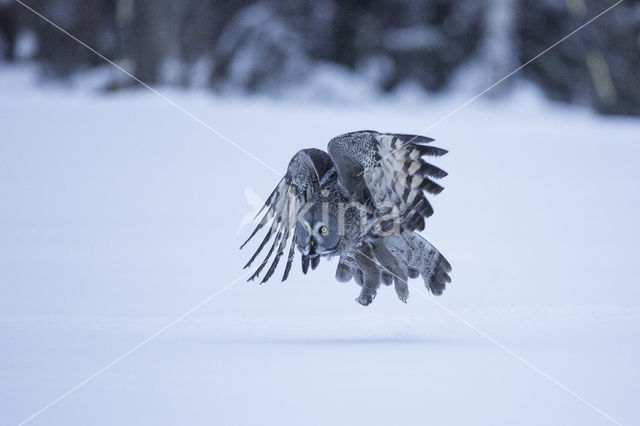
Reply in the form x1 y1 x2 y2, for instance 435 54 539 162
295 201 342 261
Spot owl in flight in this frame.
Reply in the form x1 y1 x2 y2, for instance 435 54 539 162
241 131 451 306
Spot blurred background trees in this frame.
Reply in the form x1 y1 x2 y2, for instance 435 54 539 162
1 0 639 115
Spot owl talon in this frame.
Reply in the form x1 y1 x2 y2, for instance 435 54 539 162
396 291 408 303
356 293 375 306
394 280 409 304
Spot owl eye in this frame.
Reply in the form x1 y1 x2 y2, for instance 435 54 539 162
320 226 328 234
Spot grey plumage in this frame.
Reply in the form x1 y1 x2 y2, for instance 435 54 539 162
241 130 451 306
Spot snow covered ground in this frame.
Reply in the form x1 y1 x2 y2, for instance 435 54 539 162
1 65 640 425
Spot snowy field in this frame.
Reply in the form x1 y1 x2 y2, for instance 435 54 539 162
1 65 640 425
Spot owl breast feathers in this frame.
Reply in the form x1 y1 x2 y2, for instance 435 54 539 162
240 130 451 306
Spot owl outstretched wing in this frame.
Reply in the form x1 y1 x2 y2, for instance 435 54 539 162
327 131 447 234
240 148 334 283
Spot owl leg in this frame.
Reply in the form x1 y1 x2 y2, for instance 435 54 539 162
353 245 380 306
373 241 409 303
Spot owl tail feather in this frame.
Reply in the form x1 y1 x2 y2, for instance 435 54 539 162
383 232 451 296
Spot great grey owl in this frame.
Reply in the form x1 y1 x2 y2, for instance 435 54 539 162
240 131 451 306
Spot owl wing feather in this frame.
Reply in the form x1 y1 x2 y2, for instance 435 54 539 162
240 148 334 283
327 131 447 234
327 131 451 296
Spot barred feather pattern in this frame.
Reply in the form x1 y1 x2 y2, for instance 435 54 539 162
364 133 447 233
241 179 293 283
384 231 452 296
